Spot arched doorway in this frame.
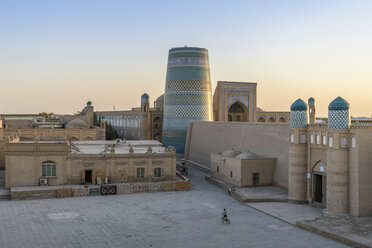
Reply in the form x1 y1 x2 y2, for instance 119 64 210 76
227 102 247 122
153 117 162 130
311 160 327 206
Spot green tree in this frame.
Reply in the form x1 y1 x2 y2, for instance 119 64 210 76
105 123 119 140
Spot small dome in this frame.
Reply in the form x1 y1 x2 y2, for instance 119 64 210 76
235 152 260 159
222 149 241 157
308 97 315 107
87 101 92 107
66 119 88 129
308 97 314 103
141 93 149 99
329 96 349 111
290 99 307 111
154 94 164 109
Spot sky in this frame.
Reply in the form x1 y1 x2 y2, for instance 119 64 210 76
0 0 371 117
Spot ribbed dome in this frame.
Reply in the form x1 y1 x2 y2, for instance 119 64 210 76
290 99 307 111
235 152 260 159
329 96 349 111
222 149 241 157
66 119 88 129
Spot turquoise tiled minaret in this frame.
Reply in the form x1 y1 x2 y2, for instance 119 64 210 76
141 93 149 105
162 47 212 154
290 99 308 128
328 96 349 130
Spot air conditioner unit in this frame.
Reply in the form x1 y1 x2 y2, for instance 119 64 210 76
40 178 48 186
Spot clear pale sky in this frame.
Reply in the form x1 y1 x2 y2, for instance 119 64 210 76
1 0 371 117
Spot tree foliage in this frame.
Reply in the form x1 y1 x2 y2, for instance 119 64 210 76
105 123 119 140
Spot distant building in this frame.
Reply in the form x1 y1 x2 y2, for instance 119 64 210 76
0 102 106 169
213 81 290 123
95 93 164 141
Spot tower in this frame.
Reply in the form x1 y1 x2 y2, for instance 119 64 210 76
162 47 212 154
141 93 150 112
140 93 151 139
326 96 350 214
308 97 316 124
288 99 308 202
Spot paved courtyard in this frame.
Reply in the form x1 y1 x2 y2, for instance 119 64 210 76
0 168 348 248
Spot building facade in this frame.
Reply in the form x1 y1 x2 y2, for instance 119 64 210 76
288 97 372 217
5 140 176 189
162 47 213 154
96 93 163 141
213 81 290 123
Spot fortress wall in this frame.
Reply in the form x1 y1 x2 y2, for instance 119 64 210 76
185 121 290 188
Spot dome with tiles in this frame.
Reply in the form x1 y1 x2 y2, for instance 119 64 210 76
141 93 149 104
290 99 307 111
328 96 349 111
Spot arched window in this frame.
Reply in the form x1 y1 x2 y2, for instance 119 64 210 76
42 161 56 177
258 117 265 122
268 117 276 122
279 117 286 123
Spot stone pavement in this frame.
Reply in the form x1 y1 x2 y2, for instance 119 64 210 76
246 202 323 225
298 215 372 248
205 175 288 202
0 167 348 248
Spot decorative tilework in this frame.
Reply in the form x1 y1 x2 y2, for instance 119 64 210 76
168 58 208 67
163 47 212 154
166 80 211 91
290 110 307 128
328 109 349 130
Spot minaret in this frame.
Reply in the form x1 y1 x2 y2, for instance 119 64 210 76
140 93 151 139
308 97 316 124
326 96 350 214
141 93 150 112
162 47 212 154
288 99 308 202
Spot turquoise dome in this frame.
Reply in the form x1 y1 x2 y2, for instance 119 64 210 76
308 97 314 103
141 93 149 99
87 100 92 107
290 99 307 111
329 96 349 111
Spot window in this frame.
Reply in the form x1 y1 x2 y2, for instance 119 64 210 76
316 134 320 145
42 161 56 177
300 133 306 144
322 135 327 145
351 137 356 148
154 168 164 178
217 166 219 173
328 136 333 147
230 171 233 178
341 137 347 148
310 134 314 144
290 133 294 143
137 168 145 178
